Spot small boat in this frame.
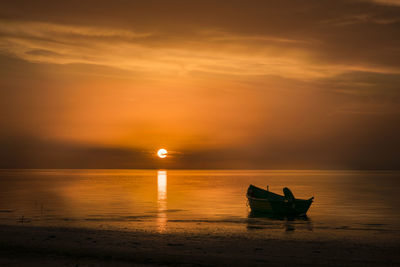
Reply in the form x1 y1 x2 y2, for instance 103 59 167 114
246 184 313 216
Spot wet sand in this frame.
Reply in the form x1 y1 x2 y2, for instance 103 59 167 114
0 224 398 266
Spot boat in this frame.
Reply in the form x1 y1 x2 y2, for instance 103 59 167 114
246 184 313 216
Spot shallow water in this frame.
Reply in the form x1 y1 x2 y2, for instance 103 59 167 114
0 169 399 241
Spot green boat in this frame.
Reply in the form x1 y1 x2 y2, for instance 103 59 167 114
246 184 313 216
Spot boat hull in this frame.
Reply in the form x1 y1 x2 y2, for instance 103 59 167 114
247 195 274 213
247 185 313 216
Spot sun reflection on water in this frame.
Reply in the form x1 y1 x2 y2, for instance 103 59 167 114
157 170 167 232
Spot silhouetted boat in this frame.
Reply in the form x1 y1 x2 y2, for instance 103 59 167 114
246 185 313 216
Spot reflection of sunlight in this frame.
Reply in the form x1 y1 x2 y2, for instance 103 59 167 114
157 170 167 232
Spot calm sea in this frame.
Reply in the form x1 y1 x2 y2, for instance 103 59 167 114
0 169 399 241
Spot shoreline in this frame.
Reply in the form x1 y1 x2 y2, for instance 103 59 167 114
0 224 399 266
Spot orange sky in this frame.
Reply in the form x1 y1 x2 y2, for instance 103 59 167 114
0 0 399 169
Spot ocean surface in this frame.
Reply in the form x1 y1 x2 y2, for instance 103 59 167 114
0 169 399 241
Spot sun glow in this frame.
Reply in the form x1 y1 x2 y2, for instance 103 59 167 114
157 148 167 158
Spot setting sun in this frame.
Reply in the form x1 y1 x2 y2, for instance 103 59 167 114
157 148 167 158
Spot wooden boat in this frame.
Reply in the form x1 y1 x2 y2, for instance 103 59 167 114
246 184 313 216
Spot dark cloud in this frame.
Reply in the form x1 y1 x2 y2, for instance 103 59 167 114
25 49 62 57
2 111 399 170
0 136 159 169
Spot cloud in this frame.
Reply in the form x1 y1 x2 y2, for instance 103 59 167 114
369 0 400 6
320 13 400 26
0 20 151 39
25 49 61 57
0 19 399 82
0 136 157 169
1 1 400 82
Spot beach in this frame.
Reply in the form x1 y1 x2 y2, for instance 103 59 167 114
0 224 399 266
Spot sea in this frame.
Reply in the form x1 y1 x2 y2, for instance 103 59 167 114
0 169 399 242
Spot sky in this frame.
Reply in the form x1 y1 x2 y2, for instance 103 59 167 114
0 0 399 169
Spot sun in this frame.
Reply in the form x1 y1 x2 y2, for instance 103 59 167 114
157 148 167 158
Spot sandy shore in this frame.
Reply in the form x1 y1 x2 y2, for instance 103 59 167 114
0 224 398 266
